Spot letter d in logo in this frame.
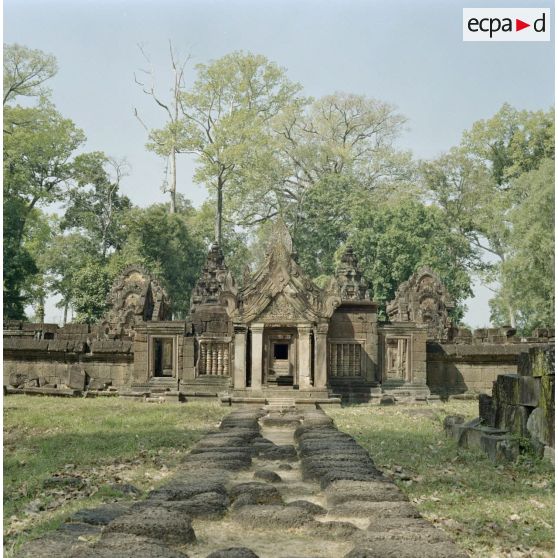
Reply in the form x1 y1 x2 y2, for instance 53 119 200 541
534 13 546 32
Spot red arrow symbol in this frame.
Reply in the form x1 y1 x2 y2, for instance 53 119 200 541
516 19 530 31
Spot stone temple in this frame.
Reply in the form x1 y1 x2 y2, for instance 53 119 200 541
3 220 555 405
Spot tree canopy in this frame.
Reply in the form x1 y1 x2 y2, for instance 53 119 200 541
3 44 554 333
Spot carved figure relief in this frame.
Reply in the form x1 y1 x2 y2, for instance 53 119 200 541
102 265 170 337
387 267 454 341
190 243 237 309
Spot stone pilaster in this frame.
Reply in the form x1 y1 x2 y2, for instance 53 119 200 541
315 323 329 389
297 325 312 389
251 323 264 390
233 325 247 389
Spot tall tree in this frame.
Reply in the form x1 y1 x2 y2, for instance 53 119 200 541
150 51 303 243
348 198 475 320
43 232 100 324
421 104 554 329
114 202 206 317
489 158 554 332
134 42 189 213
3 44 85 318
62 152 132 258
273 93 413 230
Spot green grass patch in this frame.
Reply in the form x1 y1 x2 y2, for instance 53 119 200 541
327 401 554 558
3 395 228 552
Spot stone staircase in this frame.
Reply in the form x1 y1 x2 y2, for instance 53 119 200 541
264 397 296 410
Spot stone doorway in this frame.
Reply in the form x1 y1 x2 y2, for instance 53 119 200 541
264 329 297 386
153 337 174 377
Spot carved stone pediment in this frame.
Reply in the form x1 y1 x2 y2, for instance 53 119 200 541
260 294 301 322
230 219 340 324
102 265 170 337
387 267 454 341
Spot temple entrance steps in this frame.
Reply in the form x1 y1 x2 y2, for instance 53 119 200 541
328 381 382 404
147 377 178 393
264 397 296 410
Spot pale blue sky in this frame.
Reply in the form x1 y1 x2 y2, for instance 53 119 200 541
5 0 554 325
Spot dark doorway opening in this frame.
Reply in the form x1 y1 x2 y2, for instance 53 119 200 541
154 338 174 377
274 343 289 360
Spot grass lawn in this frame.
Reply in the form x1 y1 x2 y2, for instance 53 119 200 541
3 397 554 558
3 395 228 555
327 401 555 558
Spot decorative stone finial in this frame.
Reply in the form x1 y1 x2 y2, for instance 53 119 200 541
190 243 236 308
334 246 370 301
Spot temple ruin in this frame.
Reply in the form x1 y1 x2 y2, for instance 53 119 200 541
3 220 555 404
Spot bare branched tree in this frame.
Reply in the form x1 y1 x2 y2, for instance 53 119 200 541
133 41 190 213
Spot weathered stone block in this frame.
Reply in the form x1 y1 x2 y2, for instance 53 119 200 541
479 394 495 427
494 374 521 405
66 366 86 390
518 376 541 407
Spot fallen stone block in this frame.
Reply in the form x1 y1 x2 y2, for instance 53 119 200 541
329 500 422 519
253 469 282 483
325 480 407 506
70 533 189 558
70 503 131 525
105 506 196 544
285 500 326 515
148 480 227 501
233 504 314 528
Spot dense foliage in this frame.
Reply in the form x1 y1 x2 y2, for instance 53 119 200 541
3 45 554 332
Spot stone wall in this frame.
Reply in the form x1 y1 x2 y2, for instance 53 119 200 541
446 345 554 463
427 327 555 396
327 303 378 384
4 322 133 391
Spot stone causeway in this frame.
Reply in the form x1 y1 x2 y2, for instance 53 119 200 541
16 407 469 558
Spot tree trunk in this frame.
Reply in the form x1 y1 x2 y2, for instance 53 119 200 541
508 304 516 329
215 179 223 244
63 302 68 326
37 295 45 323
169 147 177 214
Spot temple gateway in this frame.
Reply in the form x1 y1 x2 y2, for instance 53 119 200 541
4 220 554 404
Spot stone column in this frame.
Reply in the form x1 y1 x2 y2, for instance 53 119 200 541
315 323 329 389
233 325 247 390
251 323 264 390
297 325 312 389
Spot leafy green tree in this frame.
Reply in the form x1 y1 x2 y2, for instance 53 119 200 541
3 43 57 105
462 103 554 186
3 44 85 319
71 261 111 323
21 209 56 321
3 197 38 318
149 51 303 242
114 203 206 317
274 93 413 225
422 105 554 328
62 152 132 258
43 233 100 324
348 199 475 320
489 159 554 332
